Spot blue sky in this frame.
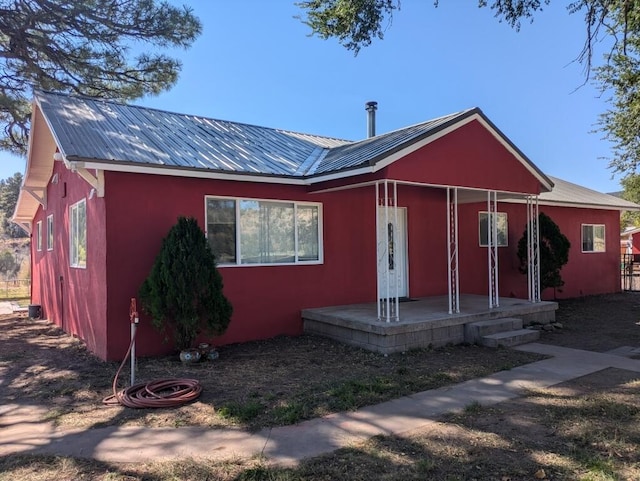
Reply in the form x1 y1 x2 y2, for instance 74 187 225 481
0 1 624 193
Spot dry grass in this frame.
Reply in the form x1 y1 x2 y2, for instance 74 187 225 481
2 291 640 480
0 313 542 432
2 368 639 480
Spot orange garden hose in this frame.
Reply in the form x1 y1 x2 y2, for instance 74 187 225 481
103 300 202 409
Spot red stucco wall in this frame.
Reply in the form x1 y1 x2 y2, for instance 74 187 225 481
456 202 621 300
30 159 108 359
103 172 382 360
387 120 545 195
33 163 623 361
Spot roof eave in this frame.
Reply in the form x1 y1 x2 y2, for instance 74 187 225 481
71 158 309 186
503 197 640 211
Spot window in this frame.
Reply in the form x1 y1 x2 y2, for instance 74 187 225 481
47 215 54 251
36 221 42 251
206 196 322 265
582 224 605 253
479 212 508 247
70 199 87 268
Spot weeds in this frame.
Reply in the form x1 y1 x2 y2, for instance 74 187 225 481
217 400 265 423
463 401 483 414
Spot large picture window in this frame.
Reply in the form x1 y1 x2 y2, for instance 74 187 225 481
70 199 86 268
479 212 508 247
206 196 322 265
582 224 605 253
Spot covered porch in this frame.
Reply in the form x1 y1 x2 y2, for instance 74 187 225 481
302 294 557 355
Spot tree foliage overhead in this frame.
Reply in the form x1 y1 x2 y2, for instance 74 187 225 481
517 212 571 294
0 0 201 154
296 0 398 53
139 217 233 352
297 1 619 61
619 173 640 227
597 3 640 175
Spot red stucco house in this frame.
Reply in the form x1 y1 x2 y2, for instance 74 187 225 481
13 91 639 361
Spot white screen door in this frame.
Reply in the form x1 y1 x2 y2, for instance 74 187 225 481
377 207 408 298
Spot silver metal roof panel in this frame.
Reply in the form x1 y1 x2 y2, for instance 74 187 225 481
36 91 349 177
540 176 640 210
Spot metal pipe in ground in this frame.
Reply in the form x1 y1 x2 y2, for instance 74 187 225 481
130 298 139 386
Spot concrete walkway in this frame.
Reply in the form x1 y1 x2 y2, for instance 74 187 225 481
2 343 640 465
0 301 19 315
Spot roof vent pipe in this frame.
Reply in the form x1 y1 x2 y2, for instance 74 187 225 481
365 101 377 138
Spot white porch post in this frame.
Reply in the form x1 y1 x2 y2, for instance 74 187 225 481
376 181 381 320
447 187 460 314
376 180 399 322
487 190 499 308
527 195 541 302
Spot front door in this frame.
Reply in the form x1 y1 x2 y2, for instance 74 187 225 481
377 207 408 298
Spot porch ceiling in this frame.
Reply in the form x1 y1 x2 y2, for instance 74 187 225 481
455 189 529 204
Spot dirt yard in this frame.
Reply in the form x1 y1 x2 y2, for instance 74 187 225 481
0 309 542 432
1 292 639 480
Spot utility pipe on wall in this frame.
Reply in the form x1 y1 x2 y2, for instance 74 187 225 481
129 298 139 386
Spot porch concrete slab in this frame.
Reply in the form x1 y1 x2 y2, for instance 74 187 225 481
3 343 640 466
304 295 553 330
303 295 557 354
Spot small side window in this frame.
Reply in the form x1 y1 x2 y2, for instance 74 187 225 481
582 224 605 253
70 199 87 268
479 212 508 247
36 221 42 252
47 215 54 251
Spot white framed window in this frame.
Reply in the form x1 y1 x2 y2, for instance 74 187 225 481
582 224 605 253
36 221 42 251
70 199 87 268
206 196 322 266
479 212 508 247
47 214 54 251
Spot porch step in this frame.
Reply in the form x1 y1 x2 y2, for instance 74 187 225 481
464 318 523 345
481 328 540 348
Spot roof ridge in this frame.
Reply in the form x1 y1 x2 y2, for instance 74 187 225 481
34 89 352 144
364 107 479 141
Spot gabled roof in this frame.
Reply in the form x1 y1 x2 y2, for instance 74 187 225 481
15 91 564 228
33 91 552 189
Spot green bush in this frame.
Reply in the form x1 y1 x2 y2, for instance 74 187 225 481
517 212 571 293
139 217 233 351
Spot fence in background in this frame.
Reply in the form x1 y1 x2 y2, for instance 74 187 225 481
0 278 30 300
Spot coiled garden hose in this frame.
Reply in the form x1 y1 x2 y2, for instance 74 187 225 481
102 326 202 409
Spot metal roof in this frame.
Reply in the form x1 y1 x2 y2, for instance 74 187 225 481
33 91 552 188
36 91 350 177
538 176 640 211
14 91 639 229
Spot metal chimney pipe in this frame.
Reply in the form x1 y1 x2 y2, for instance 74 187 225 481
365 101 378 138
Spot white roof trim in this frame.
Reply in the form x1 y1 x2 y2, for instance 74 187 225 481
76 161 308 185
501 197 640 211
370 112 553 193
